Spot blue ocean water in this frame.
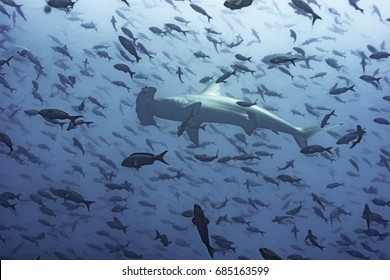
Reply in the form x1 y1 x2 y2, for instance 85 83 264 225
0 0 389 260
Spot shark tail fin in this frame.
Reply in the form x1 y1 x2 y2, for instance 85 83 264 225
136 86 157 126
293 126 323 149
293 124 341 148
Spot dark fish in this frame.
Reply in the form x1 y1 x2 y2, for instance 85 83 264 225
38 109 82 126
278 159 295 171
292 0 322 26
320 110 336 128
269 56 298 66
72 137 84 156
123 249 142 260
224 0 253 10
373 118 390 125
290 29 297 43
122 151 169 170
154 229 171 247
277 174 301 184
46 0 78 14
114 63 135 78
326 182 344 189
107 217 128 233
194 151 218 162
0 56 13 67
0 131 13 155
165 23 188 36
305 230 325 251
348 0 364 14
372 198 390 207
215 68 237 83
313 206 328 223
346 250 369 260
192 204 216 258
176 67 184 83
118 36 141 63
349 159 359 172
149 26 167 37
236 99 257 107
51 188 95 211
240 166 260 176
329 83 355 95
350 125 366 149
190 3 212 23
110 15 117 31
259 247 282 260
0 76 16 93
300 145 332 155
325 58 343 71
369 52 390 60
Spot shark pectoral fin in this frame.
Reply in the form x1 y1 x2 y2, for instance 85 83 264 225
241 111 257 135
242 122 257 136
186 126 200 145
183 102 202 115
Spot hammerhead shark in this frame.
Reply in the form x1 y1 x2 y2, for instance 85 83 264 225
136 82 322 148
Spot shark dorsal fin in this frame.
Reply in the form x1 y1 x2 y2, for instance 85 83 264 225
200 82 220 96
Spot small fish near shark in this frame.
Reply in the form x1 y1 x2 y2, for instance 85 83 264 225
136 82 324 148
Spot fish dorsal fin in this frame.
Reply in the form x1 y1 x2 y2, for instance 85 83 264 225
200 82 220 96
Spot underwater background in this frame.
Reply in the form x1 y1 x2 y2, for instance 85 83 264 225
0 0 390 260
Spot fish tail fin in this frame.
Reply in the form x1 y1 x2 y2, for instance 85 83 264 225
69 115 83 126
136 86 157 126
291 58 298 66
208 246 216 259
6 56 13 66
350 85 356 92
312 13 322 26
84 200 96 211
207 16 212 23
325 147 333 154
154 229 161 240
156 150 169 165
